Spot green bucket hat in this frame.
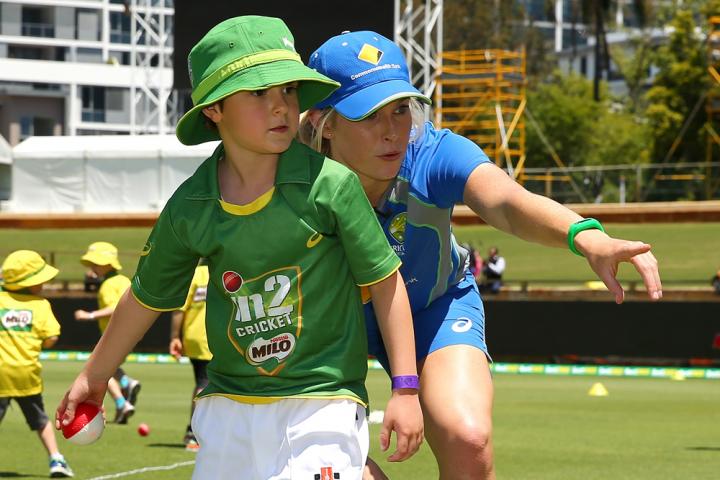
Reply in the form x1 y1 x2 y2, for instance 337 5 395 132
177 15 340 145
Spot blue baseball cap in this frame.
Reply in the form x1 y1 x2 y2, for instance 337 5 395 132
309 31 431 120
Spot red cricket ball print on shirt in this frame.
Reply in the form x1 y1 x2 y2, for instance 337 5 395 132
222 271 243 293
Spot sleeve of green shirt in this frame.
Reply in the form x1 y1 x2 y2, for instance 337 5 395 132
132 204 200 311
331 172 401 286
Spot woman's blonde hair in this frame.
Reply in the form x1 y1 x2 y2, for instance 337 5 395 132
298 98 427 157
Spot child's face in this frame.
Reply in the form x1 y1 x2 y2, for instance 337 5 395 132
326 99 412 182
207 82 300 156
89 264 111 277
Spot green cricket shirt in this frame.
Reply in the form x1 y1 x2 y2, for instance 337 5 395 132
132 140 400 405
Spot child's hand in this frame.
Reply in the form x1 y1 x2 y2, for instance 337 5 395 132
74 309 93 321
169 338 184 359
55 372 107 430
380 390 424 462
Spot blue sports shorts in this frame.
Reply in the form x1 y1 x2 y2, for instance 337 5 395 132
365 270 490 373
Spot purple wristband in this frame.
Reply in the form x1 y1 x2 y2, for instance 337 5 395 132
391 375 419 390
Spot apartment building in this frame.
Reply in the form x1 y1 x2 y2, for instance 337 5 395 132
0 0 173 146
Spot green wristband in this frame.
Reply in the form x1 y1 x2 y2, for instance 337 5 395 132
567 218 605 257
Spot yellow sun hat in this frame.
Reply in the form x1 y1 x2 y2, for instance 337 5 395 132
1 250 59 291
81 242 122 270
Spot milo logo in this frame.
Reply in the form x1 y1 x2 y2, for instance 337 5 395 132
1 309 33 331
389 212 407 243
246 333 296 366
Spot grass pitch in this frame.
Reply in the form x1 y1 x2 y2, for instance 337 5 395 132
1 222 719 285
2 362 718 479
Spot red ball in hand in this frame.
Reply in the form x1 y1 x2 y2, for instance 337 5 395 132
62 402 104 445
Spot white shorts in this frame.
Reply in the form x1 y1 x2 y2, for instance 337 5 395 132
191 396 368 480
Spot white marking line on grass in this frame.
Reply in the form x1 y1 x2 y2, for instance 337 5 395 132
86 460 195 479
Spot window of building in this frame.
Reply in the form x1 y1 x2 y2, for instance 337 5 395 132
108 51 131 65
76 9 100 41
76 48 103 64
21 6 54 38
20 116 55 140
81 86 106 122
8 45 44 60
106 88 125 111
110 11 132 44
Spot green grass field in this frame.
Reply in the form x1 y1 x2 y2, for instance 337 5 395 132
2 362 718 479
1 223 718 285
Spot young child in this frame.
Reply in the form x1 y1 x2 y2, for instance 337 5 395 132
169 260 210 452
0 250 74 478
73 242 140 424
57 15 423 479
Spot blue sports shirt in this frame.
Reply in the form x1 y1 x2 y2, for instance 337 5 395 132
370 122 490 312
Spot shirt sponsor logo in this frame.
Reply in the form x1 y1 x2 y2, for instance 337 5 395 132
234 311 293 337
1 309 33 331
246 333 296 366
306 232 324 248
226 268 302 372
140 241 152 257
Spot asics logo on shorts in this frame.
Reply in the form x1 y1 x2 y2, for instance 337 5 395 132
451 317 473 333
306 232 323 248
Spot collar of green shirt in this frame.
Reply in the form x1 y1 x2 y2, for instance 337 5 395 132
184 140 316 201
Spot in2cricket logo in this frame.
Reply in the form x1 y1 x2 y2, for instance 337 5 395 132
246 333 296 366
225 266 302 374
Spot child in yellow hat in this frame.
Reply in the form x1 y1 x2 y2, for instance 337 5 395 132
74 242 140 424
0 250 74 477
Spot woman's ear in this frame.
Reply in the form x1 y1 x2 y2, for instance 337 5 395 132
307 109 334 139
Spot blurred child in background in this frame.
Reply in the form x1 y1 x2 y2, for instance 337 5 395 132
73 242 140 424
169 260 210 452
0 250 74 477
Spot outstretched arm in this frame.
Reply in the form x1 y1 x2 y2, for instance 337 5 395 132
56 290 160 428
463 163 662 303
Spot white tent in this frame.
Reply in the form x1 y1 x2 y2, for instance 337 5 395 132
9 135 217 213
0 134 11 201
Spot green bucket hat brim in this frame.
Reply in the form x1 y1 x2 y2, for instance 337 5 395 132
177 60 339 146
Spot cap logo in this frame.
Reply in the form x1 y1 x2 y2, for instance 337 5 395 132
358 44 383 65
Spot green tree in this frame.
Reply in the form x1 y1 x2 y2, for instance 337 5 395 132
644 8 707 168
610 34 654 113
526 70 648 168
526 71 603 169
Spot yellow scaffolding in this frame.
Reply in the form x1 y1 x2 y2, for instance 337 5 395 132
434 49 527 179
